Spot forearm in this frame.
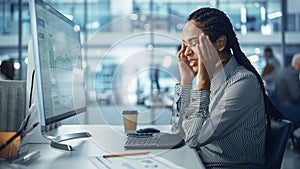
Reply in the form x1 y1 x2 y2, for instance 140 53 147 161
197 62 211 91
171 84 191 134
182 90 210 148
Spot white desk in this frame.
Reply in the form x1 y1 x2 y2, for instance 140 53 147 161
1 125 205 169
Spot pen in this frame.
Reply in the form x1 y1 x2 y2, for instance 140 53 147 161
102 151 150 158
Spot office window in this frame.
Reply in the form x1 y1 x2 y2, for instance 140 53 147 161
49 0 110 33
87 0 111 32
287 14 296 31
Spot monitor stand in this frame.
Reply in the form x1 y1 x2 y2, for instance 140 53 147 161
50 132 91 151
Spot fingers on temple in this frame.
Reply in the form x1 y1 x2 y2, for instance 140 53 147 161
199 33 216 61
177 43 186 60
198 33 207 61
205 35 216 57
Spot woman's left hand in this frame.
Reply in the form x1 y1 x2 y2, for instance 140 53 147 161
195 33 222 90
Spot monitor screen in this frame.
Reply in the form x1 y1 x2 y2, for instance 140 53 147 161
29 0 86 129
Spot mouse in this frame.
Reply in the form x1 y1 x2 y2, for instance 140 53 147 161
136 127 160 133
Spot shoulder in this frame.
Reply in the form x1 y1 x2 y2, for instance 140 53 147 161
282 66 298 76
229 65 258 83
224 65 263 96
223 66 263 105
269 56 280 66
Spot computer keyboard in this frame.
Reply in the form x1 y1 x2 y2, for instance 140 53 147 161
124 132 185 149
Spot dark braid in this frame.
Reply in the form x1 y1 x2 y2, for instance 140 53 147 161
188 7 284 130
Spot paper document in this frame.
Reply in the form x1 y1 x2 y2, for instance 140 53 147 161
89 154 185 169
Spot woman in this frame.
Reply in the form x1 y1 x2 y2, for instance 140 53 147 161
171 7 271 168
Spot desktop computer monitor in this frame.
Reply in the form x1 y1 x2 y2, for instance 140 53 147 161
29 0 90 151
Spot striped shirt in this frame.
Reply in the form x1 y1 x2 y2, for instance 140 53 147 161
172 57 266 169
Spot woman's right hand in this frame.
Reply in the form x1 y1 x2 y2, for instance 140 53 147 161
177 43 196 85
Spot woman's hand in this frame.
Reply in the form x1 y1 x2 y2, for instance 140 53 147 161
195 33 222 90
177 43 197 85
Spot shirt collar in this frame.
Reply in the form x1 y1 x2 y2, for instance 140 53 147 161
210 56 238 94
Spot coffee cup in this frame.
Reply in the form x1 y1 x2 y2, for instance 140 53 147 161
122 110 138 133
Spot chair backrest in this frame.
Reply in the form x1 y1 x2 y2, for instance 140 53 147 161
270 96 300 129
264 119 292 169
0 80 27 132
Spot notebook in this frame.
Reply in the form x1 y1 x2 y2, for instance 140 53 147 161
124 132 185 149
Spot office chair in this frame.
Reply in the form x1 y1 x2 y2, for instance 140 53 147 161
276 104 300 147
269 96 300 147
259 119 292 169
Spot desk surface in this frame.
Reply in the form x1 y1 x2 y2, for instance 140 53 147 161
1 125 205 169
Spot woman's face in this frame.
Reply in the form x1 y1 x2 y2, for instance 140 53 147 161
181 21 203 73
182 21 222 73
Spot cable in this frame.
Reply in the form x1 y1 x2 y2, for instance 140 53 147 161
29 70 35 108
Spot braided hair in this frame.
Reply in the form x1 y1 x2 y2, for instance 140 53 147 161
187 7 284 130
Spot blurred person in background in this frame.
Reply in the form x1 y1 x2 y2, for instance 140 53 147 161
261 47 281 96
0 60 15 80
275 53 300 105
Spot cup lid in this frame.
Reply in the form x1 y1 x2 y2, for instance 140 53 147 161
122 110 138 114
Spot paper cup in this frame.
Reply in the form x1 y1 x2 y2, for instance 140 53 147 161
122 110 138 133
